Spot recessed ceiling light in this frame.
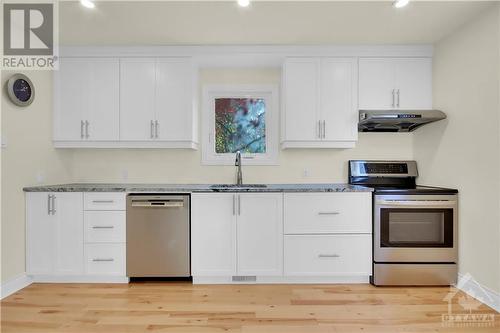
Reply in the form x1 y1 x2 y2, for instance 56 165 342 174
393 0 410 8
237 0 250 8
80 0 95 9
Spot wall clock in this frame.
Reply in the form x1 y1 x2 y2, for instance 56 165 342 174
7 74 35 107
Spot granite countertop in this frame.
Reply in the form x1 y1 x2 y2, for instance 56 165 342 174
23 183 373 193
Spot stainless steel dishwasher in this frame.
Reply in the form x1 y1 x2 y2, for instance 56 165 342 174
126 194 190 277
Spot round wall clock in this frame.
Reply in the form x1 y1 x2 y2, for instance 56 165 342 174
7 74 35 107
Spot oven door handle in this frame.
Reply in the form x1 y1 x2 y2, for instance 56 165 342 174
376 200 457 207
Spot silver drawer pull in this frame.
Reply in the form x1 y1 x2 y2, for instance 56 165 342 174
92 258 114 262
318 212 340 215
92 200 114 203
92 226 114 229
318 254 340 258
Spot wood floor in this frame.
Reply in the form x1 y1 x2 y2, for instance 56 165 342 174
1 282 498 333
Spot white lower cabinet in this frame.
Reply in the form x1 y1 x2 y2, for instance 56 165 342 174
284 234 372 276
191 193 283 279
85 243 126 275
191 191 372 284
26 192 84 276
26 192 127 282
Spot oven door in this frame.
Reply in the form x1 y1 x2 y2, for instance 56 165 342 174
374 194 458 263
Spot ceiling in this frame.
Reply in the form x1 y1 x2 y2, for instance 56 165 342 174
59 1 493 45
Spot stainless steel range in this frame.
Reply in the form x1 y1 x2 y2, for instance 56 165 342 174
349 160 458 286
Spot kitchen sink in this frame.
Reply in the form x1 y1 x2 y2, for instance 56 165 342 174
209 184 268 191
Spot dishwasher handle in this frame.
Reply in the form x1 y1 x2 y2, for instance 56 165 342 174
130 200 184 208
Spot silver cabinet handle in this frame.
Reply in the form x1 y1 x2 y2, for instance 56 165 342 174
317 120 321 139
396 89 400 108
85 121 89 139
318 254 340 258
51 195 56 215
150 120 155 139
232 194 236 216
47 194 52 215
155 120 159 139
92 226 114 229
238 195 241 216
318 211 340 215
392 89 395 108
92 258 114 262
92 200 114 203
80 120 85 139
322 120 326 139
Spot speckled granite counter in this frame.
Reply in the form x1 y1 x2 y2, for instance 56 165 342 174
23 183 373 193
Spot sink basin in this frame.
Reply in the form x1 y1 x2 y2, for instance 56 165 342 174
209 184 268 191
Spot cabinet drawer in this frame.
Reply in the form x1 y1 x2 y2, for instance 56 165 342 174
284 193 371 234
84 193 126 211
85 243 125 275
284 234 372 276
84 211 125 243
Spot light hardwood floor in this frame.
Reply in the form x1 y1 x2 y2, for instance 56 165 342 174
1 282 498 332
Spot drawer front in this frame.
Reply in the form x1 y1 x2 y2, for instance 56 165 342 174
284 193 371 234
284 234 372 276
85 211 126 243
85 243 125 275
84 193 126 211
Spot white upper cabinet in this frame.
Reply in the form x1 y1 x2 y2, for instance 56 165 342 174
54 58 119 142
120 57 197 147
320 58 358 142
54 56 197 148
120 58 156 141
282 57 358 148
155 58 196 142
282 58 320 142
359 57 432 110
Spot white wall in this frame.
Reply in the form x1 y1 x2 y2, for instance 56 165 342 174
70 68 414 184
414 6 500 293
1 71 73 283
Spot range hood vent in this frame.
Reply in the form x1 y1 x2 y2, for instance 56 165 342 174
358 110 446 132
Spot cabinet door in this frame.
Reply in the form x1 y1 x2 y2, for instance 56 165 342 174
54 58 88 141
358 58 396 110
237 193 283 276
191 193 236 276
120 58 156 141
87 58 120 141
395 58 432 110
283 58 320 141
53 193 84 275
320 58 358 142
155 58 195 141
26 192 55 275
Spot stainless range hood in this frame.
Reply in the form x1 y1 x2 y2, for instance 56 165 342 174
358 110 446 132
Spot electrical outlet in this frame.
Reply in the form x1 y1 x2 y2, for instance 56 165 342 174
121 169 129 181
303 168 310 178
36 171 45 183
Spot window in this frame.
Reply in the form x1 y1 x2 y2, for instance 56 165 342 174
202 85 279 165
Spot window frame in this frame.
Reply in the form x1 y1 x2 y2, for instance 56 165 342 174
202 84 279 166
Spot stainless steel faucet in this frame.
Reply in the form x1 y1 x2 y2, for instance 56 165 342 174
235 151 243 185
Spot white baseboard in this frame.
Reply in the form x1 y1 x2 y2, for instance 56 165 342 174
0 274 33 300
30 275 129 283
193 275 370 284
456 273 500 313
